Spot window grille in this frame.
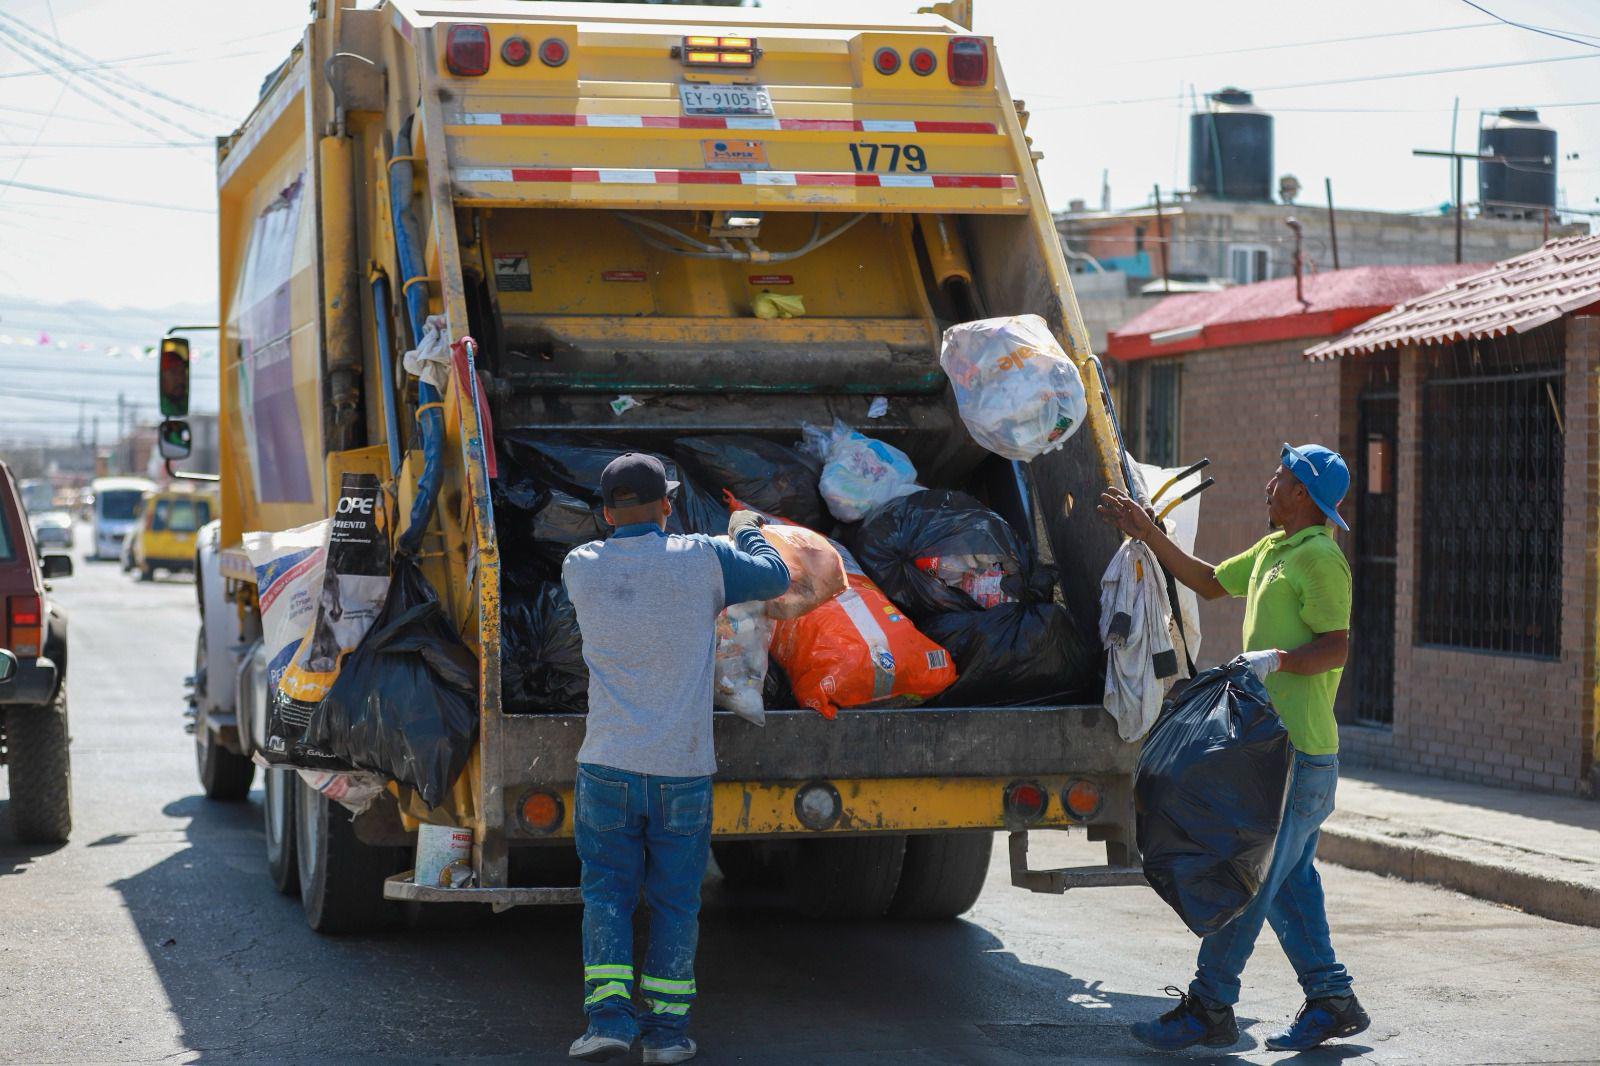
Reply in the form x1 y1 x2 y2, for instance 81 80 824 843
1417 324 1564 658
1119 358 1182 467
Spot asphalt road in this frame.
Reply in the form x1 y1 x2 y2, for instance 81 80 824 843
2 533 1598 1064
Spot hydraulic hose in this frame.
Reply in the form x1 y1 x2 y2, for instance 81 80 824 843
368 267 404 480
390 114 444 556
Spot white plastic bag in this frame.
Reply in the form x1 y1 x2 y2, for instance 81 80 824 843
939 314 1088 461
714 601 775 725
798 419 922 522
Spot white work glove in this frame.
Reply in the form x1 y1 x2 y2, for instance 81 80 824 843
1236 650 1281 683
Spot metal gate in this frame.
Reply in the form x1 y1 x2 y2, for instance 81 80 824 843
1351 384 1398 725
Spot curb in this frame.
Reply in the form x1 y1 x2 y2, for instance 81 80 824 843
1317 823 1600 928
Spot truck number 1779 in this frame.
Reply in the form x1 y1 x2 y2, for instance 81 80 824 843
848 142 927 173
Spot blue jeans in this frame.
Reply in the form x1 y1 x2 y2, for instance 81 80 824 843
1190 752 1354 1009
575 762 713 1047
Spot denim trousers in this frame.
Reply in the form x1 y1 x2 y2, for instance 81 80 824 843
1190 751 1354 1009
574 762 713 1046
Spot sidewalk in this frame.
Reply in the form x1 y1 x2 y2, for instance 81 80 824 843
1318 766 1600 927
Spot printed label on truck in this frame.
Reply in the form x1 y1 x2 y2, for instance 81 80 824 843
701 138 769 170
493 252 532 292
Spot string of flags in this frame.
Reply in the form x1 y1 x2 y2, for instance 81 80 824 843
0 331 217 359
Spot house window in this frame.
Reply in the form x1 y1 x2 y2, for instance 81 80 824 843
1417 324 1564 658
1227 244 1271 284
1120 358 1182 467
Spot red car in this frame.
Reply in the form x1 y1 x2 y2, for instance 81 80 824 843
0 460 73 843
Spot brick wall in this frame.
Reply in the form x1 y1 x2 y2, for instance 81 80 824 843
1340 315 1599 796
1176 339 1351 666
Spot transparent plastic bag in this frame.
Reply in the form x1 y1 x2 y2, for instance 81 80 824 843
714 601 775 725
939 314 1088 461
797 419 922 522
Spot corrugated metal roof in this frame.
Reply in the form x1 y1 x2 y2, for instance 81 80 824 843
1105 263 1483 361
1306 234 1600 361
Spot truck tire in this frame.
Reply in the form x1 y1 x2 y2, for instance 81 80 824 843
263 765 299 896
789 835 906 919
889 832 994 919
7 688 72 844
713 841 787 890
193 630 253 801
295 778 402 934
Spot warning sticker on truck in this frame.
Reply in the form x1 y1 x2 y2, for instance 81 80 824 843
701 139 768 170
493 252 531 292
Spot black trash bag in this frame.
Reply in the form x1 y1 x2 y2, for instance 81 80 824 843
922 602 1095 707
1134 661 1293 937
305 555 479 808
673 435 826 529
502 581 588 713
499 431 728 536
492 476 604 577
848 489 1046 621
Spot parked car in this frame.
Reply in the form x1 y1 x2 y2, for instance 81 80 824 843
0 459 72 843
129 489 214 581
29 510 74 550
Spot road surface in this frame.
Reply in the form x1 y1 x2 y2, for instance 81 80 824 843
1 536 1596 1063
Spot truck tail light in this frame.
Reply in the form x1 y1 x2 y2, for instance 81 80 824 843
1004 780 1048 824
1063 779 1103 821
538 37 569 68
872 47 901 75
445 24 492 77
909 47 937 76
518 789 565 834
9 594 41 657
679 35 758 67
947 36 988 86
501 36 531 67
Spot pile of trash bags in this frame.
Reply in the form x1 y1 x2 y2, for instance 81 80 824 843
497 428 1099 720
1135 660 1293 936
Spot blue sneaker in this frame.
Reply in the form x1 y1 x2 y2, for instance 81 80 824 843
1264 995 1370 1051
1130 987 1240 1052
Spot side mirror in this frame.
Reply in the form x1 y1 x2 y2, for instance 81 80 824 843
41 554 72 579
158 419 192 461
159 336 191 418
0 649 15 684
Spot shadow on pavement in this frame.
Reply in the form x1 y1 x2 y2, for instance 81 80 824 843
114 797 1206 1063
0 806 67 876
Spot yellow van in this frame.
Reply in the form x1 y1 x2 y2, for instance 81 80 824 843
130 490 215 581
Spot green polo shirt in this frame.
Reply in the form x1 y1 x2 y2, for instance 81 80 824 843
1213 525 1351 755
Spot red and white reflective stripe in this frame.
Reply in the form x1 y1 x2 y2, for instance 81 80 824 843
447 112 997 135
455 167 1016 189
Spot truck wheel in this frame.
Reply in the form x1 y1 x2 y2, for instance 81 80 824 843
7 688 72 844
263 765 299 896
193 630 253 801
889 832 994 919
789 835 906 919
295 778 402 934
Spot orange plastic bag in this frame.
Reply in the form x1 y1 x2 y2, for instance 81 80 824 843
770 572 958 720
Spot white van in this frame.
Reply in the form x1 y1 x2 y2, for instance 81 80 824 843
89 477 156 561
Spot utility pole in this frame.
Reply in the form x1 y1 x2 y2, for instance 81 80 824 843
1324 177 1341 270
1152 183 1171 293
1412 148 1508 263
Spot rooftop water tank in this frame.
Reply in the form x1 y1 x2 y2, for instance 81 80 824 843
1190 88 1273 202
1479 108 1557 219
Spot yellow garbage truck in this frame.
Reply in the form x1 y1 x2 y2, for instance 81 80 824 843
161 0 1145 933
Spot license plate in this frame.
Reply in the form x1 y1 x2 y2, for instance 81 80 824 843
679 83 773 117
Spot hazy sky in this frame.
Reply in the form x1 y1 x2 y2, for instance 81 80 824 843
0 0 1595 312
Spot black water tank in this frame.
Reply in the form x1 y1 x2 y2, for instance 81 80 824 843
1190 88 1273 202
1479 108 1557 218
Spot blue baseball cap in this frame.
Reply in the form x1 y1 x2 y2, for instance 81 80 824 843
1281 443 1349 531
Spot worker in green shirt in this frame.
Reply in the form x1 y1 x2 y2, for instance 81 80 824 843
1097 443 1368 1054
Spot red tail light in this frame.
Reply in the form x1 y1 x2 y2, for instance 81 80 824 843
446 24 492 77
872 47 901 75
947 36 987 86
9 594 41 657
539 37 569 68
1004 780 1048 823
501 36 531 67
909 47 937 76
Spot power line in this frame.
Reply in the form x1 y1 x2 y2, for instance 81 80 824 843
0 177 213 213
1456 0 1600 50
0 31 202 145
1032 52 1600 111
1117 21 1498 66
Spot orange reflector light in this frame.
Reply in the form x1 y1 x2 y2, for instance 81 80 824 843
685 35 720 47
718 51 754 65
1004 780 1048 823
686 51 722 64
1063 779 1103 821
519 789 564 834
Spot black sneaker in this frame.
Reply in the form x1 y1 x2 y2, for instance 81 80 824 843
1264 994 1371 1051
1129 986 1240 1052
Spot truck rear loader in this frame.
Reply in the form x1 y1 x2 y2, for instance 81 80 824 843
161 0 1145 933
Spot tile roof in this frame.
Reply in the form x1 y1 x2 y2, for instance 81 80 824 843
1306 234 1600 361
1106 264 1484 361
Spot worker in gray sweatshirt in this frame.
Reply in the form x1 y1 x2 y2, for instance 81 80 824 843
562 452 790 1066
